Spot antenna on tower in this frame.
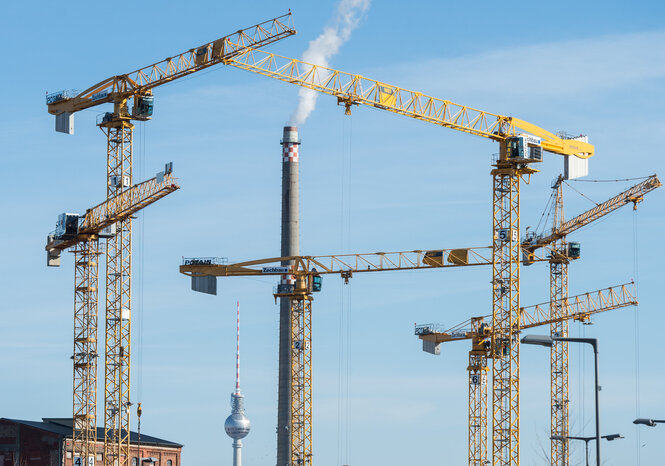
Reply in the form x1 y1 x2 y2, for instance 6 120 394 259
235 300 241 394
225 301 251 466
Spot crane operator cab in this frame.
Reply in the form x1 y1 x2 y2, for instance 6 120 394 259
132 95 154 119
505 135 543 163
311 273 322 292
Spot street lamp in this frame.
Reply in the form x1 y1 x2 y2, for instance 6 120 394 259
521 334 601 465
633 418 665 427
551 434 623 466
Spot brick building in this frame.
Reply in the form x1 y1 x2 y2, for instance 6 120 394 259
0 418 182 466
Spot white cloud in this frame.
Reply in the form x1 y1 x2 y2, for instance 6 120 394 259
384 30 665 99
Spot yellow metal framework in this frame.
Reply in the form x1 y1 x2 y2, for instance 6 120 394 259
223 46 593 158
524 175 661 254
180 242 552 466
468 317 489 465
284 281 313 465
490 160 527 466
216 43 600 466
420 282 638 345
47 14 295 116
49 140 179 465
178 245 563 278
420 282 637 464
46 14 294 465
550 179 569 466
102 117 133 465
72 239 101 463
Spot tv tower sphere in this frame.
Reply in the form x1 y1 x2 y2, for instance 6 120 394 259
225 394 251 439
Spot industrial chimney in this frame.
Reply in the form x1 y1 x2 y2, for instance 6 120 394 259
277 126 300 465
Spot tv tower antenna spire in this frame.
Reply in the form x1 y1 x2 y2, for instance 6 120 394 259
225 301 251 466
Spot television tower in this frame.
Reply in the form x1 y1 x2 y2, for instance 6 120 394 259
225 301 251 466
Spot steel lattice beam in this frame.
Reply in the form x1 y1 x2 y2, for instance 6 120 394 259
73 239 100 463
468 316 489 466
491 163 522 466
550 180 570 466
102 119 133 466
289 293 313 466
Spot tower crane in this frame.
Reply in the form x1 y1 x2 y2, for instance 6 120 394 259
415 282 637 466
531 174 660 466
45 168 179 464
416 282 636 465
179 243 558 465
45 14 295 466
215 44 594 464
413 174 659 465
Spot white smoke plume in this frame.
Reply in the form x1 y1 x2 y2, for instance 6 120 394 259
289 0 371 125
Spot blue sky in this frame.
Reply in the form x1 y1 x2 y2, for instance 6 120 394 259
1 1 664 465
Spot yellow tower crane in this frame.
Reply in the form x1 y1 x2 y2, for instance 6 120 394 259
412 174 659 465
417 282 636 465
215 44 593 465
45 14 295 466
529 174 660 466
415 175 660 465
179 244 559 465
46 169 179 464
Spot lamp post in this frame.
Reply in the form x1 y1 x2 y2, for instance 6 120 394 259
633 418 665 427
551 434 623 466
521 335 601 465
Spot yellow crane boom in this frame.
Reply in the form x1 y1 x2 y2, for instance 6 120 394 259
222 44 594 158
47 13 295 124
46 168 179 255
417 282 637 345
525 174 661 254
180 245 558 278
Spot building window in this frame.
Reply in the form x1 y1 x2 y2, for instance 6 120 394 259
167 461 172 466
132 457 138 466
97 454 103 461
66 451 72 459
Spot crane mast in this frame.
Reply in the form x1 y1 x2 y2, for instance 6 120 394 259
72 239 101 465
100 115 134 465
489 146 538 465
549 177 569 466
279 278 314 465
